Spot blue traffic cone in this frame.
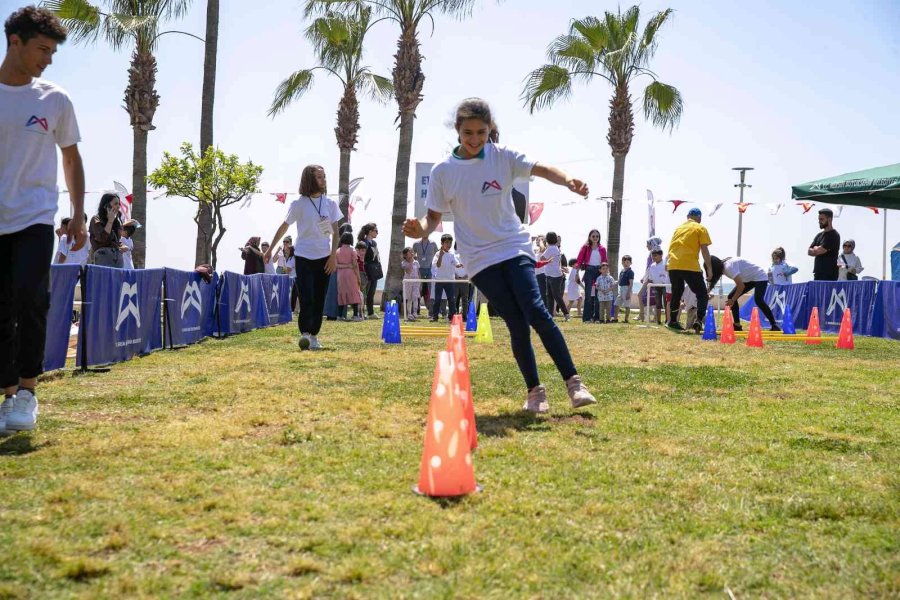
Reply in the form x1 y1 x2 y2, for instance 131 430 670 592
465 299 478 332
782 304 796 335
385 301 402 344
702 305 718 340
381 301 391 341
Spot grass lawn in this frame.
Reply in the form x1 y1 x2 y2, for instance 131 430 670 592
1 317 898 598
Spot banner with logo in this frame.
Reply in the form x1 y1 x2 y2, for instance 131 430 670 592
805 281 877 334
217 272 269 335
163 268 218 346
260 274 293 325
738 283 809 329
871 281 900 340
43 264 81 372
77 266 164 367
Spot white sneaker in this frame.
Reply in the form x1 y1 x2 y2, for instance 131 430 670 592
309 335 322 350
6 389 38 431
523 385 549 414
298 333 311 350
351 315 365 322
0 396 12 434
566 375 597 409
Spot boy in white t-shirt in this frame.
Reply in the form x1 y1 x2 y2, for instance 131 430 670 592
642 249 669 324
430 234 459 321
1 7 86 434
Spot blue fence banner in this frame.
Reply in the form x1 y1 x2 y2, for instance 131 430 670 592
217 272 270 335
805 280 877 334
163 268 218 346
260 274 292 325
738 283 809 329
872 281 900 340
43 264 81 372
77 266 164 367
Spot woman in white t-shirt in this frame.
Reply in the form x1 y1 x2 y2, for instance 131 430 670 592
402 98 595 414
708 256 779 332
540 231 569 320
264 165 341 350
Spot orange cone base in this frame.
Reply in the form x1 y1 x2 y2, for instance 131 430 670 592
413 483 483 497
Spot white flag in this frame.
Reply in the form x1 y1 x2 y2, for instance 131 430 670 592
709 202 723 216
647 189 656 237
834 205 844 217
768 202 784 215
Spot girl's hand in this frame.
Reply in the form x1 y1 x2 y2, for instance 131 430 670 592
567 178 589 197
402 218 424 239
325 254 337 275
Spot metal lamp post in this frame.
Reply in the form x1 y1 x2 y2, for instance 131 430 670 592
732 167 754 256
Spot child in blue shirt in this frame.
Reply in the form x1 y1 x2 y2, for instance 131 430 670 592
768 247 799 285
617 255 635 323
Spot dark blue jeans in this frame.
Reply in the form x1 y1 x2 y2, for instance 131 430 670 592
471 256 577 389
431 282 457 320
581 265 600 322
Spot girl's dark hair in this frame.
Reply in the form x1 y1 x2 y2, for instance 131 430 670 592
441 233 453 243
585 229 601 247
5 6 67 45
340 232 354 246
96 193 121 225
357 222 377 242
298 164 325 197
123 224 137 237
455 98 494 131
568 258 577 267
489 123 500 143
339 223 353 237
402 246 412 256
284 245 294 258
545 231 559 245
772 246 786 260
708 256 725 291
355 241 367 250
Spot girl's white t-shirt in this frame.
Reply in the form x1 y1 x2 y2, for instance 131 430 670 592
542 245 563 278
426 144 535 277
588 248 601 266
724 258 767 283
282 255 296 278
283 195 342 260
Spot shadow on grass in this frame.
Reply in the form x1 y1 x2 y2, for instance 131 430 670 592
0 433 45 456
475 411 596 438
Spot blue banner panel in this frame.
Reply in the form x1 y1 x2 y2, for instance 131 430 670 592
77 266 164 367
217 272 269 334
805 281 877 334
737 283 809 329
260 274 292 325
874 281 900 340
164 268 218 346
43 264 81 372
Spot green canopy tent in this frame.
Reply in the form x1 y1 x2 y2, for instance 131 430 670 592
792 163 900 279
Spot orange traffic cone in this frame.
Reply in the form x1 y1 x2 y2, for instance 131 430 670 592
806 307 822 345
836 307 854 350
448 321 477 451
415 351 478 497
720 307 736 344
746 307 764 348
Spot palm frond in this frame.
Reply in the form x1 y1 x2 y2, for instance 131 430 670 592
547 33 595 74
42 0 103 44
357 72 394 103
642 80 683 132
638 8 674 62
570 16 608 53
621 5 641 37
521 64 573 113
268 70 316 117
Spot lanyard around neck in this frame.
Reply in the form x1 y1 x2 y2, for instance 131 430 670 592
308 195 324 217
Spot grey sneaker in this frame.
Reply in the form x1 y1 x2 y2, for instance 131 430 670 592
6 389 38 431
523 385 549 414
566 375 596 408
298 333 311 350
309 335 322 350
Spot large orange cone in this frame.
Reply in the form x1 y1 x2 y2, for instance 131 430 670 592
836 307 854 350
415 351 477 497
720 307 736 344
745 307 764 348
806 307 822 345
447 321 478 451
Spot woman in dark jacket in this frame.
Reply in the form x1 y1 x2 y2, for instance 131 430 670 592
357 223 382 318
241 237 265 274
89 192 125 267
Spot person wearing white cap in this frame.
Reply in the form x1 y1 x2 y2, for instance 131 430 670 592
665 207 712 332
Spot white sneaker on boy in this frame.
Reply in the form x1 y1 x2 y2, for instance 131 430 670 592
5 389 38 431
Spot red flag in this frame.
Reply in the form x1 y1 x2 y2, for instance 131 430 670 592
736 202 752 214
272 193 287 203
528 202 545 224
669 200 687 213
867 206 880 214
797 202 815 214
347 202 355 222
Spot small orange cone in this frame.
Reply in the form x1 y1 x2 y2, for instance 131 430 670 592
720 308 736 344
415 351 477 497
448 321 477 451
746 307 764 348
836 307 854 350
806 307 822 345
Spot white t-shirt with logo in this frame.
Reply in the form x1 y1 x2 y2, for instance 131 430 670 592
542 244 563 278
283 195 342 260
724 258 767 283
57 234 89 266
0 78 80 235
426 144 535 277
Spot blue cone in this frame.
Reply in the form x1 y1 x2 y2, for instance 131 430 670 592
384 301 402 344
702 305 718 340
782 304 796 334
465 299 478 332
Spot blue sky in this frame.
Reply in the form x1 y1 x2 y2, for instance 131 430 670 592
8 0 898 277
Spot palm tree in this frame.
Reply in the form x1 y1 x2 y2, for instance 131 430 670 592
306 0 480 305
270 6 392 223
45 0 197 268
523 6 683 274
196 0 219 267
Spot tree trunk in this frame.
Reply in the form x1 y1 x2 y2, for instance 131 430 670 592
384 110 416 308
338 148 351 224
210 204 225 272
335 83 359 225
607 153 626 278
131 126 148 268
196 0 219 267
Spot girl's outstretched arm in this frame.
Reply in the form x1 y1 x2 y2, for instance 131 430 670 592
403 209 443 240
532 163 589 197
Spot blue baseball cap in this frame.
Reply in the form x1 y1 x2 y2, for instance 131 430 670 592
687 207 702 218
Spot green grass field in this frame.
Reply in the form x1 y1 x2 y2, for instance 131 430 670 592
1 318 898 598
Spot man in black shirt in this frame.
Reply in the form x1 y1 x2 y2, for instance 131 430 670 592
808 208 840 280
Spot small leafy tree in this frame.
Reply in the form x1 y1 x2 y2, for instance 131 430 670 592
148 142 263 270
